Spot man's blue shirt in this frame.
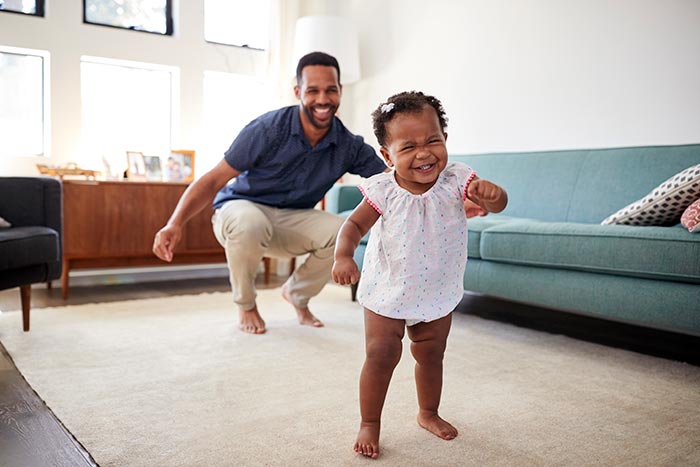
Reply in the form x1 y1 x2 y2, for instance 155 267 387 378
213 106 386 210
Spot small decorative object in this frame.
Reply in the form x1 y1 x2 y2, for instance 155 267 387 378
681 199 700 232
36 162 100 180
165 150 195 183
143 155 163 181
101 156 115 180
126 151 147 180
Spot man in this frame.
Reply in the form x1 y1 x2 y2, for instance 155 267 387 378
152 52 388 335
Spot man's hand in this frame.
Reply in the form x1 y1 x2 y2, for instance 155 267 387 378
332 257 360 285
463 197 487 218
152 225 182 262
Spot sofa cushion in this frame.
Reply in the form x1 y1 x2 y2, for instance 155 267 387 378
601 164 700 226
451 145 700 224
449 152 584 222
0 226 60 270
479 221 700 283
467 215 527 258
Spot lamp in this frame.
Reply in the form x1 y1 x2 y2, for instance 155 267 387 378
291 15 361 84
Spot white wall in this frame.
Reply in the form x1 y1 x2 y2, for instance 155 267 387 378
3 0 699 177
337 0 700 154
0 0 300 176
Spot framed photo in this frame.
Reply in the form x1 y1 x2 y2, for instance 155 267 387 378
166 149 195 183
143 155 163 181
126 151 147 180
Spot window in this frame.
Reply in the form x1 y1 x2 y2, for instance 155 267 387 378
204 0 271 49
0 46 50 158
201 71 275 172
80 56 178 172
0 0 44 16
83 0 173 35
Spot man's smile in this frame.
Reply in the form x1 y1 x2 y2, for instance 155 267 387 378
313 105 333 119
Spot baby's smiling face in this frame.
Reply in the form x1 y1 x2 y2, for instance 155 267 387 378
380 106 448 195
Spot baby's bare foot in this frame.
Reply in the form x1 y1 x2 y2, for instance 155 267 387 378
238 306 266 334
417 411 458 440
281 286 324 327
354 421 380 459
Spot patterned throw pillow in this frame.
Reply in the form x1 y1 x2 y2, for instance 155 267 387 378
602 164 700 226
681 199 700 232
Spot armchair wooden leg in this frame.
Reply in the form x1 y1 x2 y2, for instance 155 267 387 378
20 285 31 332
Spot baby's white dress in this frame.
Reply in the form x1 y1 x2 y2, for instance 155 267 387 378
357 162 476 324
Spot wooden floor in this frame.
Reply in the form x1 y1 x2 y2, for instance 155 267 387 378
1 276 698 467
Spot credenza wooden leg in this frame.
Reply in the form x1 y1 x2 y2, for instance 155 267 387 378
61 259 70 300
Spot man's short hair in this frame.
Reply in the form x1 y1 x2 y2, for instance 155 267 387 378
296 52 341 85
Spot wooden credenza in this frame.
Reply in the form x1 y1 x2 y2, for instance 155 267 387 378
61 180 226 298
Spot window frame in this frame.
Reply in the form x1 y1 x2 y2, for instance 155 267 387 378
0 0 45 17
0 45 51 158
82 0 174 36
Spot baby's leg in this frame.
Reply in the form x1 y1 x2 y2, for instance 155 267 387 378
407 313 458 440
355 308 405 459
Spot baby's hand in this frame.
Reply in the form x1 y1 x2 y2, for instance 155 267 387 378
463 197 487 218
468 179 502 203
332 257 360 285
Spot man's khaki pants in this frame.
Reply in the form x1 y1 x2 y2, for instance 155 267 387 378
212 200 344 311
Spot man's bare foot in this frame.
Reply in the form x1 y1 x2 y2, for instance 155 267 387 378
354 421 380 459
238 306 266 334
417 411 458 440
281 286 324 327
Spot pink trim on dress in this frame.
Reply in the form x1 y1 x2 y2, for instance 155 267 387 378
359 186 383 215
463 171 477 200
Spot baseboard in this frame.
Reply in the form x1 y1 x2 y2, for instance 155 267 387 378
456 292 700 366
61 264 230 287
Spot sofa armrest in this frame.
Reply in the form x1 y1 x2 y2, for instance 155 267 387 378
325 184 363 215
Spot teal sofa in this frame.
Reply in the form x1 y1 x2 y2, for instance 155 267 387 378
326 144 700 337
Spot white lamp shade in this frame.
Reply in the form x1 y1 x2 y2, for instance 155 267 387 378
292 16 361 84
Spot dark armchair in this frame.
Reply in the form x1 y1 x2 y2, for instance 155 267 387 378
0 177 62 331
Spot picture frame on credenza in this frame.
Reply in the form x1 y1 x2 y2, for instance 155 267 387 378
126 151 147 180
165 149 195 183
143 155 163 181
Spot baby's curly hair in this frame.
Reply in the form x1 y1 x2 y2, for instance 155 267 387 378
371 91 448 147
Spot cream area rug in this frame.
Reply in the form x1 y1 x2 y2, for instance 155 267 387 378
1 284 699 467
